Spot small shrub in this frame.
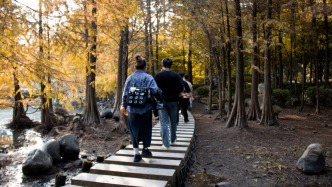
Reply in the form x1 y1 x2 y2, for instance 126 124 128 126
195 85 209 97
273 89 291 107
305 86 332 106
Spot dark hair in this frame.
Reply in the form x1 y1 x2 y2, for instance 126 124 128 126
135 54 146 69
179 72 185 78
184 74 189 80
162 58 172 68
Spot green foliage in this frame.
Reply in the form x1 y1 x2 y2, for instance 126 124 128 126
305 86 332 106
273 89 291 107
195 85 209 97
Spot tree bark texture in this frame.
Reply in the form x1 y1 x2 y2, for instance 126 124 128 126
259 0 278 126
226 0 248 128
247 0 261 121
83 0 100 126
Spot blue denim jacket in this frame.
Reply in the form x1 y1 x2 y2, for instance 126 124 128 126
121 70 159 114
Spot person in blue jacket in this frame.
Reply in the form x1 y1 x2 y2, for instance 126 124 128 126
121 54 160 162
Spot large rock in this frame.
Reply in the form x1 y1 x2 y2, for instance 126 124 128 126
297 143 326 174
100 108 113 119
22 149 53 176
258 83 264 94
57 134 80 160
42 139 61 162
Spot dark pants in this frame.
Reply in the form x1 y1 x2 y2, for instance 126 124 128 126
179 98 190 122
127 111 152 148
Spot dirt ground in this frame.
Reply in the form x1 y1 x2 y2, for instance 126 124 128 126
71 100 332 187
185 101 332 187
2 100 332 186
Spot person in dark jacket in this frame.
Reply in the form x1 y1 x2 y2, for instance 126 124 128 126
121 54 159 162
178 72 191 122
154 58 183 148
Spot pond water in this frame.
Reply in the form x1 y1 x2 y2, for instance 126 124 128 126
0 108 42 152
0 108 47 186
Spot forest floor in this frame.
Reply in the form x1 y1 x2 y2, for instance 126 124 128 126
1 100 332 186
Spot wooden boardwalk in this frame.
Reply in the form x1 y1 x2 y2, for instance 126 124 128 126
68 112 196 187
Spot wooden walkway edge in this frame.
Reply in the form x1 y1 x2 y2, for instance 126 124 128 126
67 112 196 187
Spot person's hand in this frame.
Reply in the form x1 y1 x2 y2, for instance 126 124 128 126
120 106 128 116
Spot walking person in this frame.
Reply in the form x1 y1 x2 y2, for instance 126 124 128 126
184 74 194 108
178 73 192 122
121 54 160 162
154 58 183 148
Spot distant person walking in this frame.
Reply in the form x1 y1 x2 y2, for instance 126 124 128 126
184 74 194 108
154 58 183 148
121 54 159 162
179 73 192 122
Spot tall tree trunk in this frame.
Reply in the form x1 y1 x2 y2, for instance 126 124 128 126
47 23 53 112
259 0 278 126
310 0 320 114
226 0 248 128
213 46 224 117
148 0 154 76
247 0 261 121
278 28 283 88
207 39 213 113
188 25 193 83
323 0 329 87
83 0 100 126
155 0 160 72
225 0 232 117
39 0 54 130
300 58 307 112
13 72 25 121
112 28 124 115
220 1 226 116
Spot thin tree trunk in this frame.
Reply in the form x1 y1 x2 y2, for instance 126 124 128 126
259 0 278 126
225 0 232 117
310 0 320 114
219 0 226 116
39 0 54 131
323 0 329 87
188 25 193 83
155 0 160 72
247 0 261 121
13 72 25 121
83 0 100 126
226 0 248 128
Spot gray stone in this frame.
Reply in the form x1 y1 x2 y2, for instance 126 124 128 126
22 149 53 176
58 134 80 160
258 83 264 94
297 143 326 174
215 181 232 187
42 139 61 162
100 108 113 119
113 111 121 121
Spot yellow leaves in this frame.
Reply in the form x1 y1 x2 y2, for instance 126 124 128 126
277 164 287 171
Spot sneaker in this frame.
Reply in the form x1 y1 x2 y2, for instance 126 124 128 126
133 154 142 162
141 148 152 157
161 145 170 149
184 119 189 123
171 140 177 145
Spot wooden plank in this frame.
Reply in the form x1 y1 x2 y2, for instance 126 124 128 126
143 140 190 147
71 173 168 187
152 133 192 138
90 163 175 181
152 130 193 135
125 145 188 153
115 149 185 160
151 136 191 142
104 155 181 169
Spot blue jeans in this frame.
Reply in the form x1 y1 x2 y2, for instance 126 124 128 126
158 102 178 147
127 111 152 148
